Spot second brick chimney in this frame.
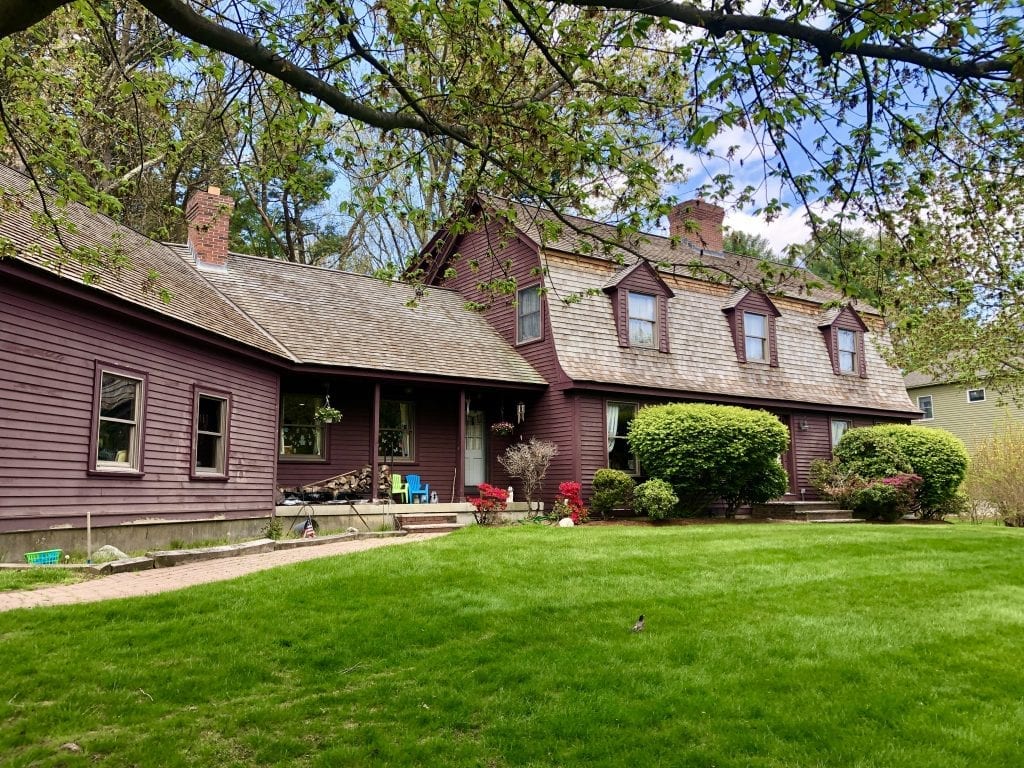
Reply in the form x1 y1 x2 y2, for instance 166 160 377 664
668 199 725 252
185 186 235 270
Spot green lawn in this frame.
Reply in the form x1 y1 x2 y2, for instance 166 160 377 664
2 524 1024 767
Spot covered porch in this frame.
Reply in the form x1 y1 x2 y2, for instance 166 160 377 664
275 371 545 506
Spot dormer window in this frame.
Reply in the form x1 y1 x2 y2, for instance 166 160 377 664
837 329 858 374
603 261 673 352
744 312 768 362
819 305 868 378
628 292 657 347
722 290 780 366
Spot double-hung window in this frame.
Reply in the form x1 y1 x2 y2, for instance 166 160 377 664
379 400 415 461
95 370 144 471
517 285 542 343
830 418 853 448
607 401 640 474
917 395 934 420
194 392 229 476
744 312 768 362
280 394 325 459
628 292 657 348
837 329 858 374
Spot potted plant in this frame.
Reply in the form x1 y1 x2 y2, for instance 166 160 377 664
314 404 343 424
490 421 515 437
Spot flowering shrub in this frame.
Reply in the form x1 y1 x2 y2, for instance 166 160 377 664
551 481 588 524
852 473 923 521
490 421 515 437
469 482 508 525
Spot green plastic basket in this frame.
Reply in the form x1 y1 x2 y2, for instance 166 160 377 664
24 549 62 565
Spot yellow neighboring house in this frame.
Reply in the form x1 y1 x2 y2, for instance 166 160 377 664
904 372 1024 452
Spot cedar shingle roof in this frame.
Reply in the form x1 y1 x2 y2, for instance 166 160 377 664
481 196 850 306
543 252 916 413
0 165 290 359
198 252 546 385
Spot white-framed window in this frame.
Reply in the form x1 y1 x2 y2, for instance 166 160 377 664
917 395 934 420
516 284 542 343
831 418 853 448
607 401 640 474
967 388 986 403
95 370 144 471
837 329 858 374
280 393 325 459
380 400 415 462
744 312 768 362
194 392 229 475
628 292 657 347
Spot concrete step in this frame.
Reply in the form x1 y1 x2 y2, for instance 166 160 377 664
399 522 465 534
395 513 458 527
808 518 865 524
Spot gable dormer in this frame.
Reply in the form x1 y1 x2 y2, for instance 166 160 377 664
819 305 869 378
603 260 674 353
721 289 782 367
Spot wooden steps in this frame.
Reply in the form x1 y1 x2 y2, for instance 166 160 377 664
394 512 466 534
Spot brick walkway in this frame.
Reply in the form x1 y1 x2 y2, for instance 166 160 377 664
0 533 441 612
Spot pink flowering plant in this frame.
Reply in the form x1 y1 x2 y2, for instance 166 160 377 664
490 421 515 437
469 482 509 525
551 481 588 524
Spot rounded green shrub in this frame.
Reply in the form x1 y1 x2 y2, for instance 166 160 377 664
834 425 968 517
628 403 790 515
633 478 679 520
591 469 636 516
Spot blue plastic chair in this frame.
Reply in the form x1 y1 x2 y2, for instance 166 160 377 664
406 474 430 503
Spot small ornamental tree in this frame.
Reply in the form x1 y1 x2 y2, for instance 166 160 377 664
834 425 968 518
498 438 557 512
628 403 790 516
468 483 508 525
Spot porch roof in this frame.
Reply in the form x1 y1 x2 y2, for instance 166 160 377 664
201 252 547 386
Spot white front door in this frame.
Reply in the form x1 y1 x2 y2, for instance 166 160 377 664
465 410 486 487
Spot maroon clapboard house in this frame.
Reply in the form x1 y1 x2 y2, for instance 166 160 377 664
414 196 918 502
0 165 543 555
1 163 916 555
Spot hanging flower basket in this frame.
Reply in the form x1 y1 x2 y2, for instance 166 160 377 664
490 421 515 437
314 405 343 424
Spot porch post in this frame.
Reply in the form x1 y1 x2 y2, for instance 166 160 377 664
457 389 467 502
371 382 381 502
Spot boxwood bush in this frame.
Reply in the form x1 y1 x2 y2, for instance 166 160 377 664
590 469 636 517
834 425 968 517
628 403 789 515
633 478 679 520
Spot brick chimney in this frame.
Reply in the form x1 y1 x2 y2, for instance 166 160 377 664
185 186 235 270
668 199 725 252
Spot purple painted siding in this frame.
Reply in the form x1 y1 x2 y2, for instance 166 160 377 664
0 277 280 532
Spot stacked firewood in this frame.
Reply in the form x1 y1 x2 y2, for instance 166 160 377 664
290 464 391 497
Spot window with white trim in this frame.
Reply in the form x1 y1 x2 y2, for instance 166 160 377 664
967 388 986 403
917 395 934 420
628 292 657 347
516 285 542 343
831 418 853 448
744 312 768 362
195 393 228 475
607 401 639 474
837 329 858 374
95 371 143 470
379 400 415 461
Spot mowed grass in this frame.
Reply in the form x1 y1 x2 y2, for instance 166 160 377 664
0 567 86 592
2 524 1024 767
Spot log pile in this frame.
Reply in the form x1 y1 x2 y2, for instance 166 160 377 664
288 464 391 498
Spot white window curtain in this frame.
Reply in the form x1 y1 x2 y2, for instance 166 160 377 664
606 403 620 454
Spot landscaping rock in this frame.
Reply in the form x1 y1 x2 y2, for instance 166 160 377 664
557 518 575 527
92 545 129 563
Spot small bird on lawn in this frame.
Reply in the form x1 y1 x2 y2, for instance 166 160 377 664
631 614 645 633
